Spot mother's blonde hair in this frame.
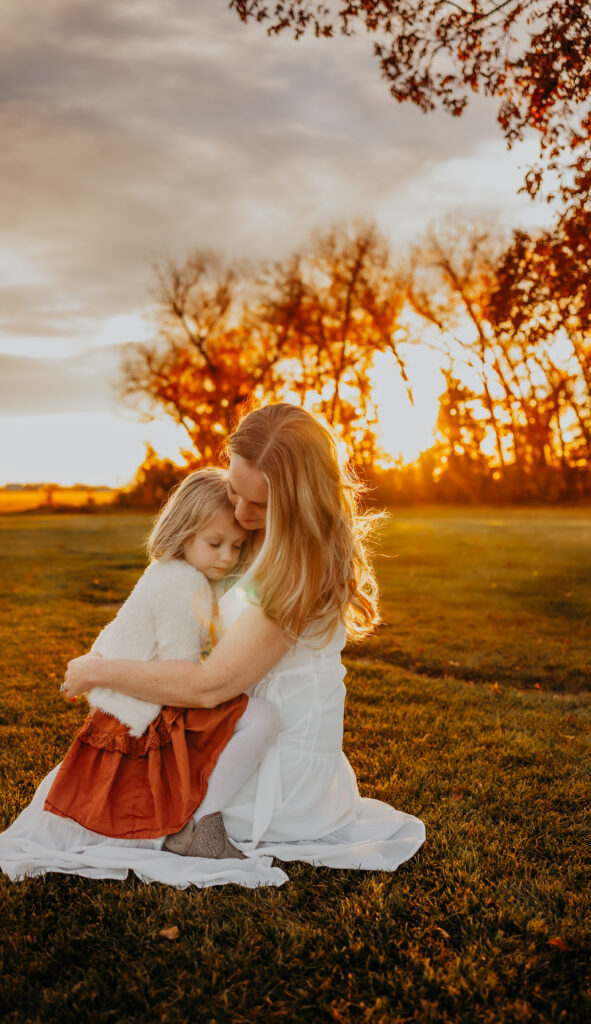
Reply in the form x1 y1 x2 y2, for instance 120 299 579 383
227 403 381 643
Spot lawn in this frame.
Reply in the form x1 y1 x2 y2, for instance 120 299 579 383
0 510 589 1023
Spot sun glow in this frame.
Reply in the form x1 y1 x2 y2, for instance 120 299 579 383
1 363 446 487
1 338 445 487
371 349 444 465
0 413 189 488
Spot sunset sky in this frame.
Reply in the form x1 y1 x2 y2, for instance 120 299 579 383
0 0 556 486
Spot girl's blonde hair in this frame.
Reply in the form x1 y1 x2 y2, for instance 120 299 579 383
147 468 236 562
227 403 382 643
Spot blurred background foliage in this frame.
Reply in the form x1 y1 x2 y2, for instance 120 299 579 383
116 216 591 508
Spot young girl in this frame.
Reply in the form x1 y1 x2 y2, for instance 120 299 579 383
43 468 279 860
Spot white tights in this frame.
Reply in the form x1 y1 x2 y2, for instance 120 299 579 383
192 697 280 825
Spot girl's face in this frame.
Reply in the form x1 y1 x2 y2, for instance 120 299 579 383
227 454 268 531
184 507 247 580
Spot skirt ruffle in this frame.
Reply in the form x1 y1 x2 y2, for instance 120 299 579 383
43 697 248 840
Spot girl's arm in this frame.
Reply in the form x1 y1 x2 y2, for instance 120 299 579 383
63 605 291 708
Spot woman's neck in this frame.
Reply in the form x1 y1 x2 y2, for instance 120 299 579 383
251 529 265 557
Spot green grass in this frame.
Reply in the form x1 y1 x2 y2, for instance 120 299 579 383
0 510 589 1023
363 507 591 693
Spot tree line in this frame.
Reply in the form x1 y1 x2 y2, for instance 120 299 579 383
118 218 590 505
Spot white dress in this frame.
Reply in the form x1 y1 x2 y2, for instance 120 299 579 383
218 578 426 868
0 579 425 887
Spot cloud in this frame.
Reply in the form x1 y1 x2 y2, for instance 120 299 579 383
0 346 128 414
1 0 550 441
0 3 531 285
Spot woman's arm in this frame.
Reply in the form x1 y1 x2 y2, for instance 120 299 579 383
63 605 291 708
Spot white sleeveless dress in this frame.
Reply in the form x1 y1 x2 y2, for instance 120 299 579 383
0 580 424 887
218 579 426 869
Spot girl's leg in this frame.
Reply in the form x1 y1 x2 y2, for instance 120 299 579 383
193 697 279 824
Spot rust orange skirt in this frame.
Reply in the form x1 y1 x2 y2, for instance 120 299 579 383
44 696 248 840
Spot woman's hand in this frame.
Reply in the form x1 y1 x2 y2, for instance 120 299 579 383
61 652 104 700
55 606 291 709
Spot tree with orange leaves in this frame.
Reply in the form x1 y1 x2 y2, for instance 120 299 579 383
119 224 409 469
410 221 591 500
230 0 591 238
251 222 408 465
118 252 279 466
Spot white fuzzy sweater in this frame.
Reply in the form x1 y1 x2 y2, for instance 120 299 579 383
87 560 213 737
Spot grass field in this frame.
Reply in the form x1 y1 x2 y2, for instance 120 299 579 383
0 510 589 1023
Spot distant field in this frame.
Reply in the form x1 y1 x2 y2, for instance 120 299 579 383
0 487 118 513
0 509 589 1023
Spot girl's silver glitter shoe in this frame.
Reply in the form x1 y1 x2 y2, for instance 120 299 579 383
163 812 246 860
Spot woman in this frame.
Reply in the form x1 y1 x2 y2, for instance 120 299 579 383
0 405 424 887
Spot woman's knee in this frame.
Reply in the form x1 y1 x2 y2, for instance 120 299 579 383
247 697 280 746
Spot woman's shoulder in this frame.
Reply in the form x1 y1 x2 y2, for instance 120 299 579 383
219 571 257 606
298 619 347 653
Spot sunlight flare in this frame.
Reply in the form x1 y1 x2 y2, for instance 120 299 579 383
370 350 444 464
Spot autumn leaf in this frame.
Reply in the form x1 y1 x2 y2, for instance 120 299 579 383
159 925 180 941
547 936 569 951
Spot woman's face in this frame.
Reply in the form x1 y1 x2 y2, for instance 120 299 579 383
227 454 268 531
